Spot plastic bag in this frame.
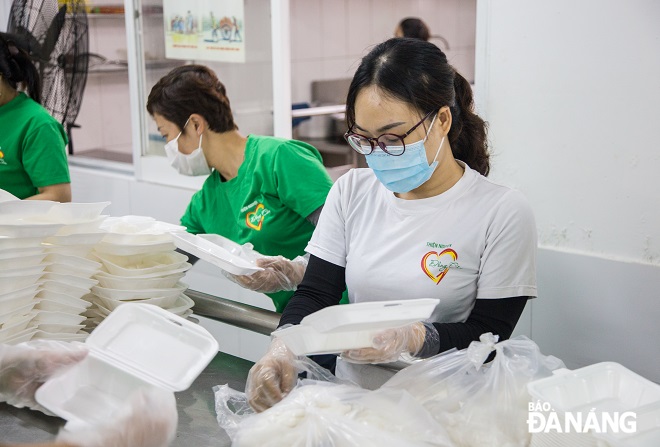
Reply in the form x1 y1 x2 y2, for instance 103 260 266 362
215 356 453 447
382 333 565 447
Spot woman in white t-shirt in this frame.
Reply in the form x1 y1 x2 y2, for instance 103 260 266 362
246 37 537 410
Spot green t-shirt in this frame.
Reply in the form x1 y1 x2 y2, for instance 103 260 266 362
0 93 69 199
181 135 333 312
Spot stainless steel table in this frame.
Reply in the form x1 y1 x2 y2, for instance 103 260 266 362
0 351 253 446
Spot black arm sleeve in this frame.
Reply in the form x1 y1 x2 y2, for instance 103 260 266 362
279 254 345 327
432 296 528 355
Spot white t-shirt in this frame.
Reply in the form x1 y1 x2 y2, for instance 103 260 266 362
306 162 537 324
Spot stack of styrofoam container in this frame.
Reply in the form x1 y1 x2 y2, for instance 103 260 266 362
527 362 660 447
84 216 194 331
0 200 108 343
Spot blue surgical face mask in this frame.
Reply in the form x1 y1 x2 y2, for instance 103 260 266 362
364 115 445 193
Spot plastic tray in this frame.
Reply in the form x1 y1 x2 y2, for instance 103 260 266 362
171 232 262 276
273 298 439 356
35 303 219 427
527 362 660 447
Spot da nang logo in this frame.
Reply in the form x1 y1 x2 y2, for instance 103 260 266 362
421 247 459 285
527 400 637 434
0 147 6 165
244 202 270 231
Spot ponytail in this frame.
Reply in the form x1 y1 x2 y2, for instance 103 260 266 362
448 70 489 176
0 33 41 104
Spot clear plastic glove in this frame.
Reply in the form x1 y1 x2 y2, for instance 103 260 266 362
245 337 299 412
0 340 88 412
341 322 429 364
56 387 178 447
227 254 308 293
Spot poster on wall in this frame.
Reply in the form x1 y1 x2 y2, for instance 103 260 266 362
163 0 245 63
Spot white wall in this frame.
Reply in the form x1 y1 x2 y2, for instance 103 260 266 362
0 0 9 32
476 0 660 382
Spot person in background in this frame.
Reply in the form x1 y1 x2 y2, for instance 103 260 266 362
394 17 431 41
0 341 177 447
0 33 71 202
146 65 335 313
246 37 538 410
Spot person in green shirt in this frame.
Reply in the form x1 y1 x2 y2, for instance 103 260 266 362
0 33 71 202
146 65 335 313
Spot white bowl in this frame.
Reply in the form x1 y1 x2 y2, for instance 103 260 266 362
0 200 58 217
0 273 44 295
32 310 87 325
42 272 98 290
55 216 107 236
96 251 189 277
0 236 44 250
0 253 47 270
91 282 187 302
93 241 177 257
95 271 185 290
46 202 111 224
0 246 45 260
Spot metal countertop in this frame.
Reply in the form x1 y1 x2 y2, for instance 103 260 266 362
0 351 253 446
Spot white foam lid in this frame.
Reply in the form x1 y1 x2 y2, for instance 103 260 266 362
83 303 218 391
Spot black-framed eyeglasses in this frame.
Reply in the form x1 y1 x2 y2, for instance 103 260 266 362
343 109 437 156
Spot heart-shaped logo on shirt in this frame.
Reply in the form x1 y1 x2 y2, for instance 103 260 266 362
246 203 266 231
421 248 458 284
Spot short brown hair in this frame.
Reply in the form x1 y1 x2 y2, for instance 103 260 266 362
147 64 238 132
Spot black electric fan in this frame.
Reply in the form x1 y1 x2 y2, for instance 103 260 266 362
7 0 89 154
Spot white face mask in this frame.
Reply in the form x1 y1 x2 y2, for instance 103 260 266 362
163 119 211 176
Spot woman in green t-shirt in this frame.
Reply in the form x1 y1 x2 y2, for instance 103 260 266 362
147 65 335 313
0 33 70 202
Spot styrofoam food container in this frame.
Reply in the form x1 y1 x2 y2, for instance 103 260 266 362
171 232 262 276
93 240 177 257
0 273 45 295
96 251 189 277
0 199 57 217
33 310 87 325
0 313 35 339
98 262 191 280
93 292 183 312
46 202 110 224
102 232 174 245
95 271 185 290
0 283 41 300
2 327 36 344
0 263 48 278
0 236 44 250
46 263 98 277
0 246 45 260
273 298 440 356
0 222 63 238
37 323 85 334
91 282 187 301
0 288 38 315
44 231 106 246
38 290 94 309
35 303 219 427
32 330 88 341
164 294 195 315
527 362 660 447
0 302 38 325
41 281 90 300
55 216 107 237
45 253 101 272
0 253 46 270
42 272 98 290
37 298 91 313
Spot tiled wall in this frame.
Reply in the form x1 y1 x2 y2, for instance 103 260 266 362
290 0 477 105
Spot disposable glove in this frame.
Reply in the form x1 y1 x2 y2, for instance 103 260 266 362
0 340 88 412
245 337 298 412
342 322 439 364
227 253 308 293
56 387 178 447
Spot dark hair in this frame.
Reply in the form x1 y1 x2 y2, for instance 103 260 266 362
146 64 237 133
346 38 489 176
0 32 41 103
398 18 430 41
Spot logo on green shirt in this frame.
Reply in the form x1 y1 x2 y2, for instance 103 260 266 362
245 202 271 231
0 147 6 165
